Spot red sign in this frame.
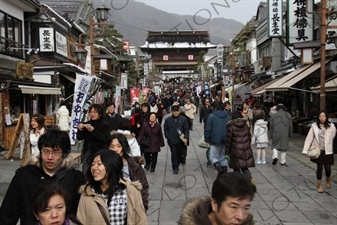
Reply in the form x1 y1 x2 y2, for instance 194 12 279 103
123 40 130 51
163 55 168 60
188 55 193 60
130 87 139 104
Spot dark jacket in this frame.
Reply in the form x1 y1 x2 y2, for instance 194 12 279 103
199 105 213 123
180 112 192 129
204 110 230 145
164 115 189 145
102 112 122 131
156 103 166 117
126 156 149 211
137 122 165 153
178 196 254 225
225 118 255 169
76 118 111 162
0 154 85 225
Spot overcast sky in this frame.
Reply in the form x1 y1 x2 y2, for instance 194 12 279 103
134 0 262 24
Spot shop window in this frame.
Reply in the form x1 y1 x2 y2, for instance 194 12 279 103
0 10 23 58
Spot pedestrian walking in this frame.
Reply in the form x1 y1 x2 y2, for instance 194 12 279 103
102 102 122 132
224 101 232 118
302 110 336 193
135 102 150 139
204 101 230 176
111 118 141 157
225 111 255 182
269 104 293 166
252 101 266 128
179 106 191 164
30 114 46 156
164 103 189 174
77 150 148 225
178 172 256 225
242 101 253 129
156 99 166 124
107 133 149 211
184 98 196 130
56 101 70 132
252 114 269 165
28 181 83 225
200 97 213 167
137 112 165 172
0 128 86 225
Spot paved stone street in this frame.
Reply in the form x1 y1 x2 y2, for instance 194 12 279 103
1 113 337 225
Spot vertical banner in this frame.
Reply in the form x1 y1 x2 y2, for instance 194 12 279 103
267 0 283 37
121 73 128 89
115 86 121 112
287 0 314 45
203 83 210 97
130 87 139 104
139 87 149 104
69 74 103 145
154 86 161 96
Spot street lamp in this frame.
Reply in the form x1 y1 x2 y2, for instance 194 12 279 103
75 4 110 76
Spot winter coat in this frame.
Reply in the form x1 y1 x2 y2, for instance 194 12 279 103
252 108 266 127
111 130 141 157
184 103 196 119
269 109 293 150
178 196 255 225
77 118 111 163
199 105 213 123
180 112 192 130
269 106 277 116
102 112 122 132
30 127 46 155
126 156 149 211
164 115 189 145
156 103 166 117
0 154 85 225
225 118 255 169
302 123 336 155
252 119 269 145
56 105 70 131
137 122 165 153
77 179 148 225
204 110 230 145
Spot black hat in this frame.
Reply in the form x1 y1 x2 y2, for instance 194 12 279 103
172 105 180 111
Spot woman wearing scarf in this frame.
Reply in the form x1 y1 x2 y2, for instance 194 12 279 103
137 112 165 172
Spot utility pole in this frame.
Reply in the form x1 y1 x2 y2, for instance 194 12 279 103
231 52 235 105
320 0 327 111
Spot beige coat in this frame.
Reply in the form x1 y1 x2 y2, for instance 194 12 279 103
302 122 336 155
184 103 196 119
77 179 148 225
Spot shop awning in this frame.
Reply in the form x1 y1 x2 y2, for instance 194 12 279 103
311 75 337 92
60 74 75 83
245 77 282 96
19 85 61 95
266 58 333 92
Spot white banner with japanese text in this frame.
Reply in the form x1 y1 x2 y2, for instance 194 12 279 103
268 0 283 37
121 73 128 89
115 86 122 112
69 74 103 145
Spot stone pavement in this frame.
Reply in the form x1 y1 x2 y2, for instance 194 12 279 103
1 113 337 225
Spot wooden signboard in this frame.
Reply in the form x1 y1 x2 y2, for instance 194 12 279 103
6 114 30 167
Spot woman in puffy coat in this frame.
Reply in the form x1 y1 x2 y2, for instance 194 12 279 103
225 111 255 178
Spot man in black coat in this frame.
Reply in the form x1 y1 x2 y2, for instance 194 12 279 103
164 104 190 174
0 129 86 225
199 97 213 167
103 102 122 132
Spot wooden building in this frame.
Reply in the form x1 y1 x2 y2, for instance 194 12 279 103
140 30 216 82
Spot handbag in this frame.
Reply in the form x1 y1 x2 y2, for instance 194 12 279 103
141 138 151 148
307 144 321 159
198 135 208 148
95 202 110 225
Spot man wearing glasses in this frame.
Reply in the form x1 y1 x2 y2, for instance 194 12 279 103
0 128 86 225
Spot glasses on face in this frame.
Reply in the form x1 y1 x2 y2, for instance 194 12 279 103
41 149 62 157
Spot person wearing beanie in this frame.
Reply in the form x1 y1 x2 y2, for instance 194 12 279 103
164 103 190 174
0 128 86 225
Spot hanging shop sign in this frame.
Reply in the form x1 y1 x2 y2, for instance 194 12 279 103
287 0 314 45
268 0 283 37
39 27 55 52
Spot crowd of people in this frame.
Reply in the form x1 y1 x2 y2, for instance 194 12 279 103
1 86 337 225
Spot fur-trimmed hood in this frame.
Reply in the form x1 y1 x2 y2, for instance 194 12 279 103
111 129 135 139
227 117 247 126
178 196 254 225
28 153 75 169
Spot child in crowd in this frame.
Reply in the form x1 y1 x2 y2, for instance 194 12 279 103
252 114 269 164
